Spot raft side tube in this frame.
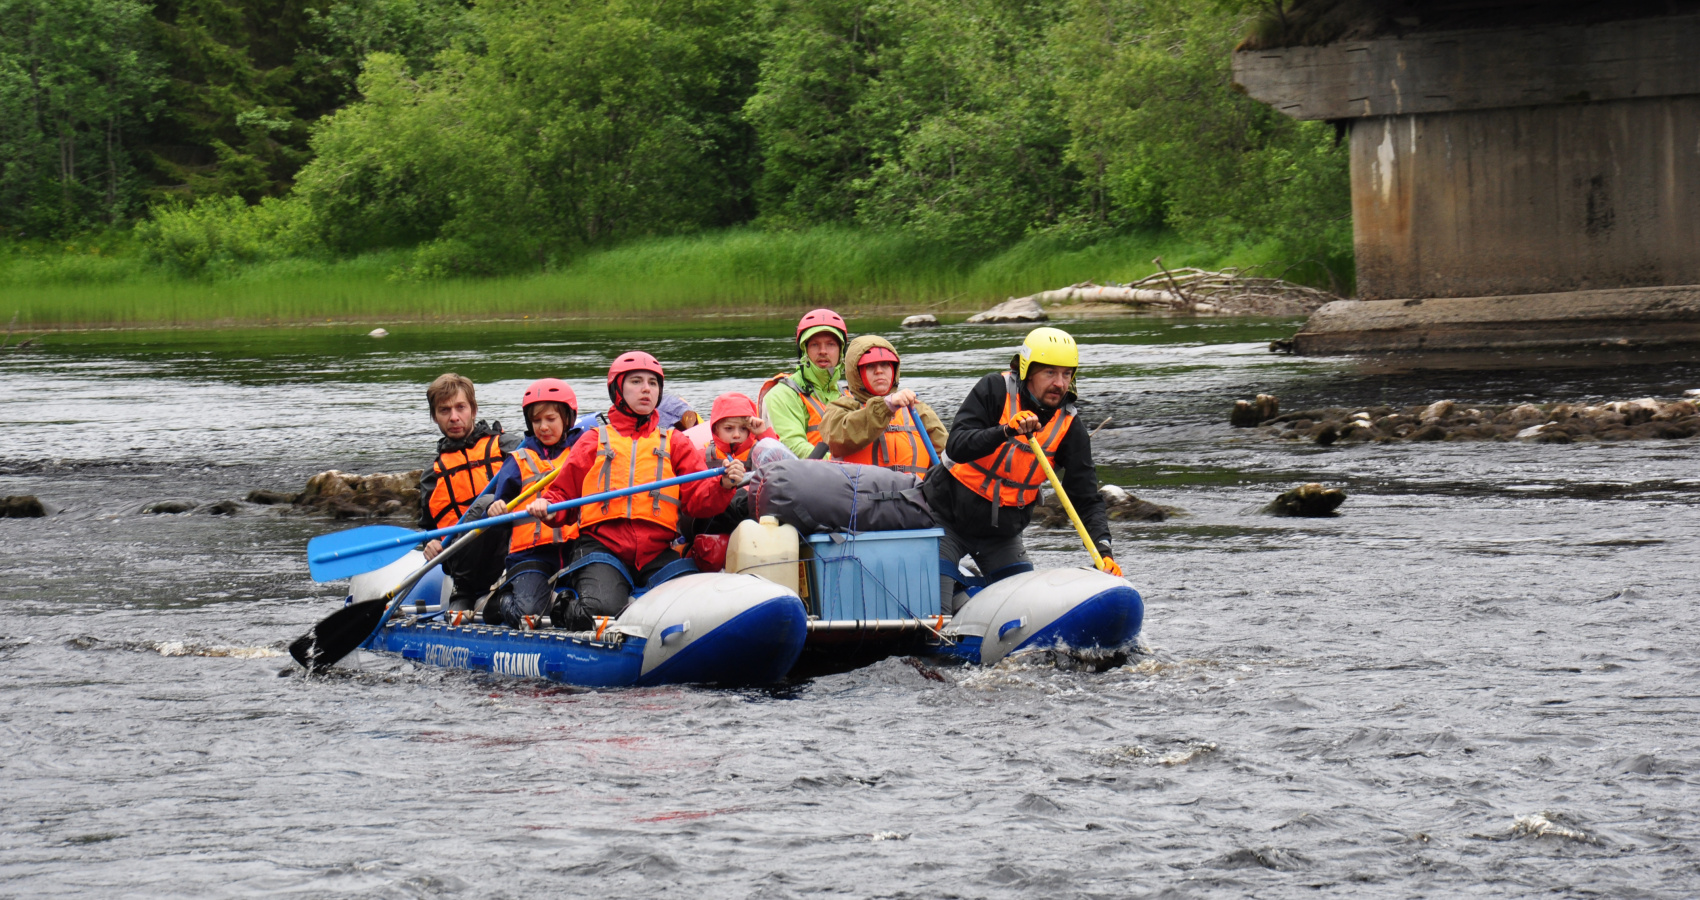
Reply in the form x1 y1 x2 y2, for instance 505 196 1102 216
617 573 809 685
366 621 646 687
941 568 1142 665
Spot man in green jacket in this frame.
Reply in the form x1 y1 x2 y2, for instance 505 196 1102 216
761 308 847 458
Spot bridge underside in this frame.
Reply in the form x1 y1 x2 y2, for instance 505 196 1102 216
1234 6 1700 354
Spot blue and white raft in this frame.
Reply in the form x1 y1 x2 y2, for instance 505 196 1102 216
796 528 1144 672
344 551 808 686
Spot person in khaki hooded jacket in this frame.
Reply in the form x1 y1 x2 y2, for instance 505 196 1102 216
820 335 949 477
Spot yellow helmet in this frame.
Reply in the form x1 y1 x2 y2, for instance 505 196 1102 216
1017 327 1080 379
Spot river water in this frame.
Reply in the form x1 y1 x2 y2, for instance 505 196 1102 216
2 315 1697 897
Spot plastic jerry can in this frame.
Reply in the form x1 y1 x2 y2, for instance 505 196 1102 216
726 516 801 594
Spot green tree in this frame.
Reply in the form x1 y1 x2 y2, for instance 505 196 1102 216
1050 0 1349 265
293 0 762 273
0 0 163 234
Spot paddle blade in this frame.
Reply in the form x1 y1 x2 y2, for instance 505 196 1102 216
289 598 387 672
307 525 421 581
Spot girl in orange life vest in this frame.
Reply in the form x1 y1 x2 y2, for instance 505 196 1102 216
470 378 581 628
525 352 745 629
417 373 521 608
687 392 796 543
921 328 1122 615
820 336 948 477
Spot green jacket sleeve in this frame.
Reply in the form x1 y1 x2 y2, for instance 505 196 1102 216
763 385 817 458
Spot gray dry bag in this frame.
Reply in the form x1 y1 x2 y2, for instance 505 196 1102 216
749 460 938 534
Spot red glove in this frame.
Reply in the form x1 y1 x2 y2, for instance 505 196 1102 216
1096 556 1123 577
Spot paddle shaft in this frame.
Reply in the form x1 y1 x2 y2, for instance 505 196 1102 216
1026 434 1104 569
909 406 941 467
313 467 727 566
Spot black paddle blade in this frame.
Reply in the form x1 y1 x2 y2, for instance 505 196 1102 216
289 598 388 673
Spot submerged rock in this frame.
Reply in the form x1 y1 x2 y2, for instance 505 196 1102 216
965 296 1047 324
900 314 940 328
1 495 47 518
1036 484 1176 527
141 499 197 514
202 499 243 516
245 489 298 505
1266 483 1346 517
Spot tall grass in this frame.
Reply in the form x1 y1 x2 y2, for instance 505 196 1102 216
1 226 1330 329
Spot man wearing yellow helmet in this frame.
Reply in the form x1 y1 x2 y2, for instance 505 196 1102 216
924 327 1120 612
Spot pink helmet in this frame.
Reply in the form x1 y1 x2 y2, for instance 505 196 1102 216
606 351 664 401
521 378 578 416
795 308 847 353
709 392 759 426
856 345 898 369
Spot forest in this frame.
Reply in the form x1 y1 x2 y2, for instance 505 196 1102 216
0 0 1352 322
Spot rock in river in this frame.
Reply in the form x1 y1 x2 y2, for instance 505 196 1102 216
2 495 47 518
1265 483 1346 517
965 296 1046 324
900 314 940 328
296 469 421 519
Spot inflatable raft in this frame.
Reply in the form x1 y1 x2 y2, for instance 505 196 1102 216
344 551 808 686
796 527 1144 673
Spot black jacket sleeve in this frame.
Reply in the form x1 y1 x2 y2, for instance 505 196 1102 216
1052 415 1111 556
417 464 438 531
944 372 1013 464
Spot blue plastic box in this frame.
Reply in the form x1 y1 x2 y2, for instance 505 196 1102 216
805 528 944 620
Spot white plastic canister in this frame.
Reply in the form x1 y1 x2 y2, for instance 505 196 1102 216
725 516 801 594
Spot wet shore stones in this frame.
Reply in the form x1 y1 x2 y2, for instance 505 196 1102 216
1037 484 1174 527
1235 396 1700 444
295 469 421 519
2 495 47 518
1265 483 1346 517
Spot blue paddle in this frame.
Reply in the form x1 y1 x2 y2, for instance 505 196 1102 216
909 406 941 467
307 467 727 581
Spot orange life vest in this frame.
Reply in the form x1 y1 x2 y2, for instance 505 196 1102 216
758 372 831 448
705 440 754 469
840 407 931 478
508 448 575 554
426 432 504 529
578 425 683 533
948 372 1074 510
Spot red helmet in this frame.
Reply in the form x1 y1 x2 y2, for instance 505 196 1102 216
796 308 847 353
709 392 759 426
606 351 664 401
856 345 899 369
521 378 578 416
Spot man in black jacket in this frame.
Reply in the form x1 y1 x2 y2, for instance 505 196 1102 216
922 327 1120 613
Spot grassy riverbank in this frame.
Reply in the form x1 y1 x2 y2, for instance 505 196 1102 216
2 227 1346 331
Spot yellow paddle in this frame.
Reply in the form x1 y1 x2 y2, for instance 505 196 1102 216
1027 435 1105 570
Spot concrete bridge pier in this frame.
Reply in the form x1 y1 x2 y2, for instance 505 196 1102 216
1234 14 1700 354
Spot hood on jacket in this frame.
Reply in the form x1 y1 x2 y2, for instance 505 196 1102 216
795 355 844 399
843 335 901 403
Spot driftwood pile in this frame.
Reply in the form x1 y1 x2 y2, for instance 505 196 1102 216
1025 265 1341 316
1237 396 1700 444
